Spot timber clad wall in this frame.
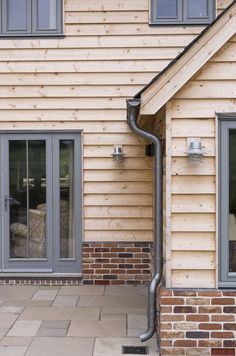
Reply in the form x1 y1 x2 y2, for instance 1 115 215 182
0 0 216 244
165 34 236 289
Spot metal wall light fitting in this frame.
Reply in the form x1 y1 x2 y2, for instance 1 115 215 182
188 140 204 163
111 145 125 161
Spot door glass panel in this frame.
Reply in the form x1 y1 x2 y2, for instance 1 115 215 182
187 0 208 18
9 140 47 259
229 130 236 272
37 0 57 29
157 0 178 18
7 0 28 30
60 140 75 258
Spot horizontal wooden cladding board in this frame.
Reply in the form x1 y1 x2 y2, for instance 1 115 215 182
172 213 215 232
0 72 156 85
66 24 203 36
0 85 142 98
65 0 148 11
84 157 153 170
171 232 216 251
172 137 215 156
84 206 153 218
0 48 182 61
0 35 196 49
84 230 153 241
84 145 146 158
84 133 148 145
84 182 152 194
84 169 153 182
171 176 215 194
66 11 149 24
171 251 215 269
196 62 236 80
172 157 215 176
0 60 170 73
172 194 215 213
212 41 236 62
217 0 232 10
84 218 153 230
0 97 126 109
172 270 215 288
171 118 215 137
0 109 126 122
84 194 153 206
171 99 236 118
175 80 236 99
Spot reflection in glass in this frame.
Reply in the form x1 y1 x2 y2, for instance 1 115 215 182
188 0 208 18
229 130 236 272
37 0 57 29
7 0 28 30
157 0 178 18
60 140 74 258
9 140 47 259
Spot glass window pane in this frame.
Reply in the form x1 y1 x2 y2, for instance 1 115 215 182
37 0 57 30
9 141 27 258
28 140 46 258
188 0 208 18
229 130 236 272
60 140 75 258
7 0 28 30
157 0 178 18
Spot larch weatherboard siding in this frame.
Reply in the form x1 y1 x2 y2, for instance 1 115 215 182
0 0 224 243
167 35 236 289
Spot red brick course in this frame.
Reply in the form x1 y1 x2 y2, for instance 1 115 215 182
82 242 152 285
159 289 236 355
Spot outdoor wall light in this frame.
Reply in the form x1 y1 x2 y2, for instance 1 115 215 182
111 146 125 161
188 140 204 163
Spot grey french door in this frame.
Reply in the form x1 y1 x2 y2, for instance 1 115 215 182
0 132 82 273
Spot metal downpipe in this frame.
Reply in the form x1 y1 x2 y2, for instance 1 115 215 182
126 98 163 342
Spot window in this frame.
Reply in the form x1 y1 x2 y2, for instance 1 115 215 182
219 116 236 287
151 0 215 25
0 0 63 36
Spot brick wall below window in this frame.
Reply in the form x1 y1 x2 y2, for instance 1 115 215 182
159 289 236 356
83 242 152 285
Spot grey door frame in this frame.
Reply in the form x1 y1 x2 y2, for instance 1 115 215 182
219 115 236 287
0 131 82 274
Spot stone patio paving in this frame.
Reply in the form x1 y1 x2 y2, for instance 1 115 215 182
0 285 159 356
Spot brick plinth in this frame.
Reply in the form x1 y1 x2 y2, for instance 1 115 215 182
159 289 236 356
82 242 152 285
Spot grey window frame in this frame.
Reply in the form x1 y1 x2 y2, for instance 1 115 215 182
218 115 236 288
1 0 63 37
150 0 215 25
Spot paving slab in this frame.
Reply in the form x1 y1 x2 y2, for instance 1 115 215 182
0 346 27 356
93 337 159 356
105 286 148 296
2 300 53 307
0 336 32 346
0 286 37 301
52 295 78 307
101 307 146 315
128 315 147 329
25 337 95 356
0 313 18 328
37 328 67 337
78 295 147 308
0 306 24 314
41 320 70 329
68 319 126 337
19 306 100 320
59 286 105 296
0 329 8 341
7 320 42 337
31 290 58 301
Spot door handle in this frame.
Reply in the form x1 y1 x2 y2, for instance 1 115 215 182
4 196 14 210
